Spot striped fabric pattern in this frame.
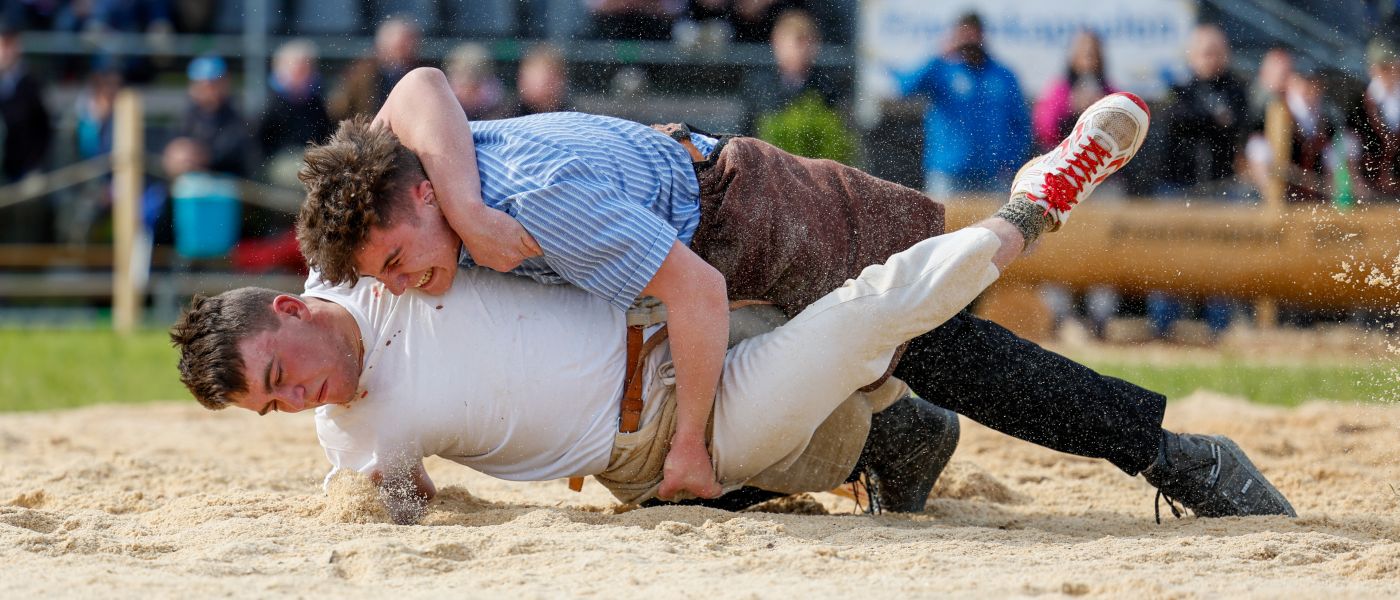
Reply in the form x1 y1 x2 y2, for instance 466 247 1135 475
461 112 705 310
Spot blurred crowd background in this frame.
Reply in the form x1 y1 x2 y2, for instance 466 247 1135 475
4 0 1400 339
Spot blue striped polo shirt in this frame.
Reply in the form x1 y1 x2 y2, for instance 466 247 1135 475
461 112 715 310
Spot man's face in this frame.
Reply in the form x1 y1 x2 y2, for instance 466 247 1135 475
519 60 565 111
1372 61 1400 89
773 31 819 77
189 78 226 112
231 296 361 415
0 35 20 71
1188 28 1230 80
354 181 460 296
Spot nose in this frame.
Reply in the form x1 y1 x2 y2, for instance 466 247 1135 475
383 274 408 296
278 384 310 413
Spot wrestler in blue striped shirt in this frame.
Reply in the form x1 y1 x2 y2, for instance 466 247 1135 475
464 112 717 309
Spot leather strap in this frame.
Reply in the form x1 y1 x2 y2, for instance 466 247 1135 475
651 123 706 162
619 325 647 433
568 323 668 493
676 137 705 163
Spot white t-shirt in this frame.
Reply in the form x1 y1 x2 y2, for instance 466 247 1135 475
306 268 642 482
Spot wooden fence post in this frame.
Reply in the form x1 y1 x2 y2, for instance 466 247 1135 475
112 89 143 334
1256 98 1294 329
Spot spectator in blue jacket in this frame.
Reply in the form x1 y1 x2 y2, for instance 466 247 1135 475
894 11 1030 199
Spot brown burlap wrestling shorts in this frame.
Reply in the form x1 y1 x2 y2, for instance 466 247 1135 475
688 136 947 317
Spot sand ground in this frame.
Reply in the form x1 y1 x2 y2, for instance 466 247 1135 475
3 391 1399 598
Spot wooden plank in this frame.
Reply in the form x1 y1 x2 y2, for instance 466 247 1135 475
0 245 176 268
0 273 305 298
946 200 1400 309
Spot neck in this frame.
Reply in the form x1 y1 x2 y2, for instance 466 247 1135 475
308 298 365 367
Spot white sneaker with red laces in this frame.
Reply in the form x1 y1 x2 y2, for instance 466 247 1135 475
1011 92 1150 230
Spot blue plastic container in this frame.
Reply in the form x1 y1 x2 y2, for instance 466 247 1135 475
172 173 241 259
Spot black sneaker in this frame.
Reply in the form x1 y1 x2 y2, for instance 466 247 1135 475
855 395 960 513
1142 432 1296 522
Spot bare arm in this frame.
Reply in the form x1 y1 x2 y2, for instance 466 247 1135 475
645 242 728 501
372 461 436 525
374 67 541 271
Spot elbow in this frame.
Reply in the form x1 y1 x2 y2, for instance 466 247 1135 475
392 67 449 100
404 66 447 86
694 265 729 314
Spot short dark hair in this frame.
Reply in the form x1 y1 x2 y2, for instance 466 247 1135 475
169 287 283 409
296 116 426 286
957 11 983 32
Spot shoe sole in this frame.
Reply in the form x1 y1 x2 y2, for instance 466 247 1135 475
1208 435 1298 518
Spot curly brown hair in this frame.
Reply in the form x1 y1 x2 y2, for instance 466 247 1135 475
169 287 282 409
297 116 426 286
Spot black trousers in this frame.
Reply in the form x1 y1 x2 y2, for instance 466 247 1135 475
893 311 1167 475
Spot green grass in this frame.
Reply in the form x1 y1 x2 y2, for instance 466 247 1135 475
0 328 1395 412
0 328 192 412
1079 360 1399 407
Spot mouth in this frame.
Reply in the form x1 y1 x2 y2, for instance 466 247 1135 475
412 268 434 289
315 380 327 406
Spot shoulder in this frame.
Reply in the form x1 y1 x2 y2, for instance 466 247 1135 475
1040 79 1071 97
989 60 1020 82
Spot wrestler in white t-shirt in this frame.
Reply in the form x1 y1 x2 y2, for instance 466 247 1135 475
305 267 668 483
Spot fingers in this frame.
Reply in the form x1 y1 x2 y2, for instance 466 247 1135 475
656 477 722 501
521 231 543 256
657 479 679 501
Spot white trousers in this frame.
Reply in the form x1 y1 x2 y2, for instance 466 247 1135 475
598 227 1003 502
709 227 1002 488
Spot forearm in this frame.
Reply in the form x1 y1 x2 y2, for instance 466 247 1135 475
374 67 487 226
664 290 730 450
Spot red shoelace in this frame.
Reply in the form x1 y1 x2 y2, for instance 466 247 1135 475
1033 136 1112 213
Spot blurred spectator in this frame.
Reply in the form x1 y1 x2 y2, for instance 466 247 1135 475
685 0 805 44
445 43 510 121
51 0 171 82
743 10 854 163
1158 24 1249 196
1248 46 1294 127
893 11 1029 198
258 40 332 187
0 20 55 244
56 0 174 34
75 70 122 161
1032 30 1118 152
141 136 209 248
175 55 249 177
729 0 804 43
1245 68 1355 203
1353 37 1400 199
0 23 53 183
12 1 58 29
510 43 571 117
743 10 840 123
328 17 424 121
588 0 684 41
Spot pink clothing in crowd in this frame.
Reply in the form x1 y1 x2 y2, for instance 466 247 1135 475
1032 79 1119 151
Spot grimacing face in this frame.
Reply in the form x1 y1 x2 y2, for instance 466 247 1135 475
230 296 362 415
353 180 460 296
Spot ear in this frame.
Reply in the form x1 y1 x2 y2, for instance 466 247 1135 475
271 294 311 320
411 179 436 207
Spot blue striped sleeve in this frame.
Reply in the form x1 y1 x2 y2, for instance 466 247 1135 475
510 166 678 310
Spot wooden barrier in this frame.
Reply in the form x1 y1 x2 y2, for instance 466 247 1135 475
945 200 1400 310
